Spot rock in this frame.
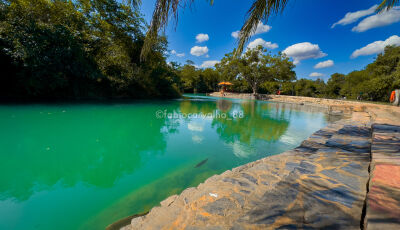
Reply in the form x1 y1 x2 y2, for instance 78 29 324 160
312 186 355 208
130 216 143 228
353 106 365 112
160 195 178 207
202 197 237 216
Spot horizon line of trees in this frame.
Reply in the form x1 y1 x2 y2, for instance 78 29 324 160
260 45 400 102
176 45 400 103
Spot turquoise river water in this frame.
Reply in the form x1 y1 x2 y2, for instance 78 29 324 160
0 95 336 230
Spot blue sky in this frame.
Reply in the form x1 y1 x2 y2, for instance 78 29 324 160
139 0 400 80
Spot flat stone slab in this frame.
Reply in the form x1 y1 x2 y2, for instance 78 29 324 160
128 122 373 230
366 124 400 230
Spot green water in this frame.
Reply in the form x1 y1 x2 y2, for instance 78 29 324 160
0 95 334 230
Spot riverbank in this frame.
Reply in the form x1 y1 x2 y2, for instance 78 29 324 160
208 92 400 125
119 94 400 230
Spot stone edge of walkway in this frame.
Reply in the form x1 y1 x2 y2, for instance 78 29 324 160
365 124 400 230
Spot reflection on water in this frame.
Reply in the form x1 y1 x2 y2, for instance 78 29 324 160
0 95 333 230
216 99 232 112
213 101 289 145
0 106 168 201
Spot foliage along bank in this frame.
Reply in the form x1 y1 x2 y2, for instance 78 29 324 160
177 45 400 103
0 0 180 100
270 46 400 102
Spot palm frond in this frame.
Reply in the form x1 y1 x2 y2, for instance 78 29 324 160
236 0 288 56
376 0 400 12
125 0 142 8
141 0 183 61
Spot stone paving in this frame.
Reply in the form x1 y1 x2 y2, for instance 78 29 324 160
365 124 400 230
122 119 385 230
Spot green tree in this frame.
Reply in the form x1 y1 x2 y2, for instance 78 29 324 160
201 68 221 92
215 49 251 93
215 50 240 82
340 70 370 99
179 62 200 93
325 73 345 98
338 46 400 101
178 64 220 93
293 79 321 97
218 46 295 94
0 0 180 99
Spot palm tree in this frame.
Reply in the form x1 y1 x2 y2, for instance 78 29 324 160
140 0 399 60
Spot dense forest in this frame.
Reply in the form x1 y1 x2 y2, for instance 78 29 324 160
0 0 180 100
0 0 399 102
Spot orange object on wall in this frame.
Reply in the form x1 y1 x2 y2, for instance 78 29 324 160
390 91 396 102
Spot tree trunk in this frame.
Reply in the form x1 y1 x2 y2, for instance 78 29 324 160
252 83 258 95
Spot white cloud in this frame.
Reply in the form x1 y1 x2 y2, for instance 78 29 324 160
200 60 219 68
190 46 209 56
192 135 204 144
247 38 278 50
231 31 240 39
331 5 377 28
314 60 334 69
188 122 204 132
283 42 327 64
309 72 325 77
352 7 400 32
254 22 272 35
170 49 185 57
231 22 271 38
351 35 400 58
196 33 209 43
